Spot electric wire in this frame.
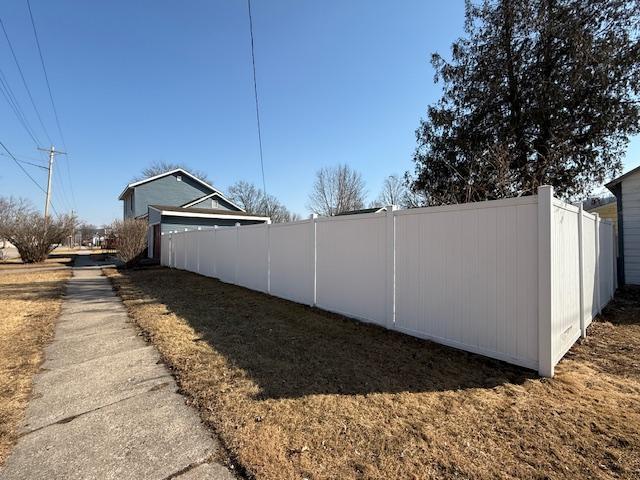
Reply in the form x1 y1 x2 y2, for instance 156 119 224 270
0 139 47 194
0 15 53 145
0 67 42 146
26 0 76 210
247 0 268 201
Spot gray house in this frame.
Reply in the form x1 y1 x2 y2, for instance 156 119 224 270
118 168 269 259
606 165 640 285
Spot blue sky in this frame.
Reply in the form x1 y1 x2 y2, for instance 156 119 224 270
0 1 638 225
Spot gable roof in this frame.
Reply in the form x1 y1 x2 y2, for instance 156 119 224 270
118 168 221 200
606 165 640 191
180 191 245 212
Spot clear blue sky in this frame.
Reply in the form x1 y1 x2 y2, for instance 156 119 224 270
0 1 638 225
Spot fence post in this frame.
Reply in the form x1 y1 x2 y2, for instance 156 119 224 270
386 205 399 329
578 204 586 338
266 219 271 294
168 233 173 268
310 214 318 307
595 213 601 314
235 222 240 285
538 185 555 377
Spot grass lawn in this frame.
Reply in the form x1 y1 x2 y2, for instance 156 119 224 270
0 270 70 464
106 267 640 480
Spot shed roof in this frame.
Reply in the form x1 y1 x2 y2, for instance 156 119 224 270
148 205 270 222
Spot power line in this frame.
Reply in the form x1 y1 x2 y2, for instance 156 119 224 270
0 152 47 169
0 67 42 146
26 0 76 209
0 141 60 216
0 139 46 194
0 15 53 145
246 0 267 199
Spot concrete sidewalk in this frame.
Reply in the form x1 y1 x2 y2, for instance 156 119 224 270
0 267 235 480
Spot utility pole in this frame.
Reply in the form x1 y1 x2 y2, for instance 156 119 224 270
38 146 66 219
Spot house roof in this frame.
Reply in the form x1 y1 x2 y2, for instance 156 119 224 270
180 191 245 212
118 168 222 200
335 207 386 216
583 196 616 211
605 165 640 191
148 205 270 222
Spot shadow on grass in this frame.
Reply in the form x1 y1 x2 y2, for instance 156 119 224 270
117 267 537 399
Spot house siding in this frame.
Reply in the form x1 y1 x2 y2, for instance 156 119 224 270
190 195 237 210
123 192 135 219
132 172 213 218
622 171 640 285
148 207 162 225
160 215 264 233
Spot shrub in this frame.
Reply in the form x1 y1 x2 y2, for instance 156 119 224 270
110 218 148 267
0 197 76 263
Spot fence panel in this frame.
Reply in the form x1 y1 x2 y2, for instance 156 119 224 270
214 227 237 283
198 230 216 278
160 234 170 266
236 224 269 293
269 220 315 305
599 221 615 309
185 231 199 273
315 213 388 326
175 232 187 270
551 201 581 363
394 198 539 369
582 214 597 323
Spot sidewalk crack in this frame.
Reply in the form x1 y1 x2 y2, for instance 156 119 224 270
20 382 171 437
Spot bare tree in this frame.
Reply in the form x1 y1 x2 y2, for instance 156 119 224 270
0 197 76 263
110 218 148 267
372 174 409 207
227 180 298 223
134 161 211 183
227 181 264 214
308 165 366 216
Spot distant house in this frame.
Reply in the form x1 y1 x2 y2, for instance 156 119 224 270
606 166 640 285
583 196 618 231
335 207 387 216
118 168 269 259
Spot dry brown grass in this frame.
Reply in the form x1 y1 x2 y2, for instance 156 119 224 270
0 270 70 464
105 267 640 480
0 256 73 270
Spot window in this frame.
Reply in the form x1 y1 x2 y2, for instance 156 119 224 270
176 175 182 182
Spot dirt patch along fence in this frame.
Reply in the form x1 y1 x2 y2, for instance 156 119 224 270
161 186 616 377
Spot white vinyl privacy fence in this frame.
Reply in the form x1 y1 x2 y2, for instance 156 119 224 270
161 186 616 376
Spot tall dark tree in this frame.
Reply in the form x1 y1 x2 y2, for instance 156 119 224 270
408 0 640 204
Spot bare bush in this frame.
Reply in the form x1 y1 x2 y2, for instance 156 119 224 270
0 197 76 263
110 218 148 267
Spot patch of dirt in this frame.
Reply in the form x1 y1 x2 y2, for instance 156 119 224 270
106 268 640 480
0 270 70 464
